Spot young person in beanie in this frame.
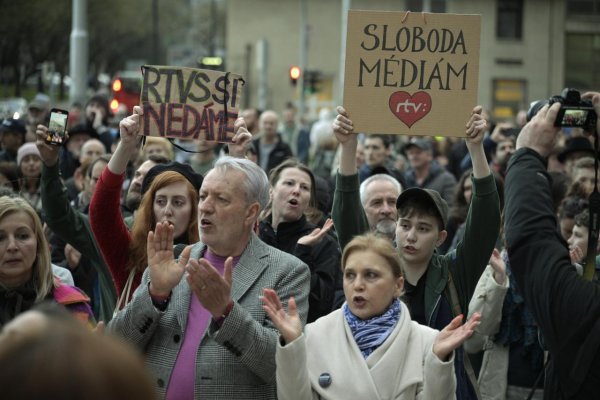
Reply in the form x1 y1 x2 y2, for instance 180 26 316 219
16 142 43 214
332 105 500 400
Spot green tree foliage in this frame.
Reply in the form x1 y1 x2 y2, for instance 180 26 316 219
0 0 194 97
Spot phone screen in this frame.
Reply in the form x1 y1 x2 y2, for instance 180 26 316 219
47 111 68 144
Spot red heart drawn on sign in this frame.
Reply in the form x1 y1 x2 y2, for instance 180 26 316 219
388 91 432 128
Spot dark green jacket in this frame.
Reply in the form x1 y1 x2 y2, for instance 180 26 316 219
41 163 117 323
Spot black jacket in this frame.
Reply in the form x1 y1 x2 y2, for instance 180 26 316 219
504 148 600 399
252 134 293 174
259 215 340 323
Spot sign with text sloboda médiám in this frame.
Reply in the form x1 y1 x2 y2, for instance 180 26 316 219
343 10 481 137
140 65 243 142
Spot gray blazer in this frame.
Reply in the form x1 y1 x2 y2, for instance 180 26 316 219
109 233 311 399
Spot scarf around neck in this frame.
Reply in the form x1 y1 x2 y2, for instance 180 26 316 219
0 280 38 327
343 298 401 358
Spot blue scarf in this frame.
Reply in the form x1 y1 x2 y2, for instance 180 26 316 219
343 298 401 359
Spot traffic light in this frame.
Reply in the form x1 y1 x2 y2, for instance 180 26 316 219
289 66 301 86
305 70 321 94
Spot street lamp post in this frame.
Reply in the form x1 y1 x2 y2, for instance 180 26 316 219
69 0 88 105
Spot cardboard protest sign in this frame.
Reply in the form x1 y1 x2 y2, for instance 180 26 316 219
140 65 244 142
343 11 481 137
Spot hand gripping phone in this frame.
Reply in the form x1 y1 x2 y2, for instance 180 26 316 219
46 108 69 145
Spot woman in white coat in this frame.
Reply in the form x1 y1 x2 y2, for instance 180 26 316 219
262 233 480 400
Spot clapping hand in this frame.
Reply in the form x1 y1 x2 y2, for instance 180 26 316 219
261 288 302 345
297 218 334 247
433 313 481 361
147 221 191 297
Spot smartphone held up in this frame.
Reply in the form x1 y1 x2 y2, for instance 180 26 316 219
46 108 69 145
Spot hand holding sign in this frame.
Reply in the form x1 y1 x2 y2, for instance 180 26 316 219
227 117 253 158
465 105 492 179
119 106 142 147
465 105 486 145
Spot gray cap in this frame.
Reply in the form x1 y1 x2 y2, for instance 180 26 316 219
28 93 50 111
403 138 433 153
396 187 448 230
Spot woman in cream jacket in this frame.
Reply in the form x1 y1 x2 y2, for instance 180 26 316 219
262 233 480 400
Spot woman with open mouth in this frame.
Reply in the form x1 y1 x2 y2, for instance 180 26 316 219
262 233 480 400
259 159 340 323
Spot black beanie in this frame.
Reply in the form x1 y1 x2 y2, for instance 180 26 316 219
141 161 203 196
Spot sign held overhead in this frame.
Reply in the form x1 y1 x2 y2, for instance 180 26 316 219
343 10 481 137
140 65 244 142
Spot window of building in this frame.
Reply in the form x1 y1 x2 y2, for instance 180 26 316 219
496 0 523 40
492 79 527 120
405 0 446 13
565 33 600 91
566 0 600 15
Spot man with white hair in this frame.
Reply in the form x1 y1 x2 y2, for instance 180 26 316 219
359 173 403 241
110 147 310 398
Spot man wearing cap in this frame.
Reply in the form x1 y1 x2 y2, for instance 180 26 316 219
333 105 500 400
0 118 26 163
26 93 50 141
403 137 457 206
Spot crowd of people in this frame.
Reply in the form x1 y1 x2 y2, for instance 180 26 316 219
0 88 599 400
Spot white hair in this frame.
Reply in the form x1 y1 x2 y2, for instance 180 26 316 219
213 156 270 211
359 174 402 205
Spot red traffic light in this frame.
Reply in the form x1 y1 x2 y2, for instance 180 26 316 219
289 66 301 80
112 79 122 92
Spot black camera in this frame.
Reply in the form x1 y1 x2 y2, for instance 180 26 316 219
527 88 597 130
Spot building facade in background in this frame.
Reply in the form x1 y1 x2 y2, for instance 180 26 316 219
225 0 600 125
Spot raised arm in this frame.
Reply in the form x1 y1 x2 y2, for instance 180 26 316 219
448 106 501 311
505 97 600 387
36 125 118 320
89 108 143 295
331 106 369 249
466 106 492 179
